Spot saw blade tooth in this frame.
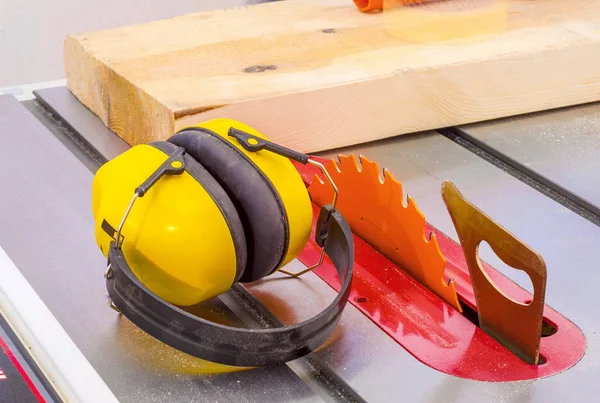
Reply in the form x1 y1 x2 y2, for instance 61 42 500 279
382 168 403 201
354 154 364 172
342 153 361 172
353 154 364 172
381 169 405 214
403 190 414 209
382 167 390 180
329 156 343 174
335 155 359 182
382 167 391 187
355 155 382 184
428 232 445 261
406 194 426 227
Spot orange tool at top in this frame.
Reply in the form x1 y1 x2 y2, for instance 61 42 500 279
352 0 430 13
307 154 462 313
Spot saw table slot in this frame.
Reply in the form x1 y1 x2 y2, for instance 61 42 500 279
457 296 557 340
293 156 585 382
460 298 555 366
540 318 559 338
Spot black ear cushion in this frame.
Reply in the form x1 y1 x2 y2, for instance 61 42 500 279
149 141 247 283
167 128 289 283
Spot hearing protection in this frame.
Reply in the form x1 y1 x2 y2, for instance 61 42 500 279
92 118 354 366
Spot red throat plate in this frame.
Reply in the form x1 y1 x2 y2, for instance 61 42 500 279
291 156 586 382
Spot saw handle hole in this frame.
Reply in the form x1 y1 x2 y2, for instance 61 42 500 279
477 241 535 305
355 297 368 303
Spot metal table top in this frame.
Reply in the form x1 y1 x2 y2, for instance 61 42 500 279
1 86 600 402
452 102 600 216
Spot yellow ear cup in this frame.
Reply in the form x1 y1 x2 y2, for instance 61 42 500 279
92 142 246 306
176 118 314 275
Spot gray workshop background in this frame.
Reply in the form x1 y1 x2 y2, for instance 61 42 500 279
0 0 277 88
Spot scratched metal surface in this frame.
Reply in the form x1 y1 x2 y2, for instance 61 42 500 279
34 86 600 401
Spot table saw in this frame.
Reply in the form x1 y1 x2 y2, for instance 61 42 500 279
1 82 599 402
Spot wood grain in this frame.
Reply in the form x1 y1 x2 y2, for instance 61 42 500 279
64 0 600 152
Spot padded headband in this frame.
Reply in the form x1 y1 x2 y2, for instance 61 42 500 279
106 204 353 366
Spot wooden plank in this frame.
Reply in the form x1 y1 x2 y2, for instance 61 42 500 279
63 0 600 153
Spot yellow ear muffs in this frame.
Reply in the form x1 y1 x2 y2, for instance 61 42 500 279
167 118 313 282
96 118 355 367
92 140 247 306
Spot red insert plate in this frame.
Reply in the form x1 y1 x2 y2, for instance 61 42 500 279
293 157 586 382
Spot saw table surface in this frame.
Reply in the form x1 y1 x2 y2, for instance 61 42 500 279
0 86 599 402
453 103 600 217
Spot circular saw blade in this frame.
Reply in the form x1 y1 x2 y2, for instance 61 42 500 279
307 154 462 313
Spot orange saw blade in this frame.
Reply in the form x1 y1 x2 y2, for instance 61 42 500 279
308 154 462 313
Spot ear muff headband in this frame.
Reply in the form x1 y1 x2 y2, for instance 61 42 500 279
106 204 352 366
104 135 354 366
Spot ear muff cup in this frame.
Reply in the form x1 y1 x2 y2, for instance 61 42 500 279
149 140 248 283
167 129 288 283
